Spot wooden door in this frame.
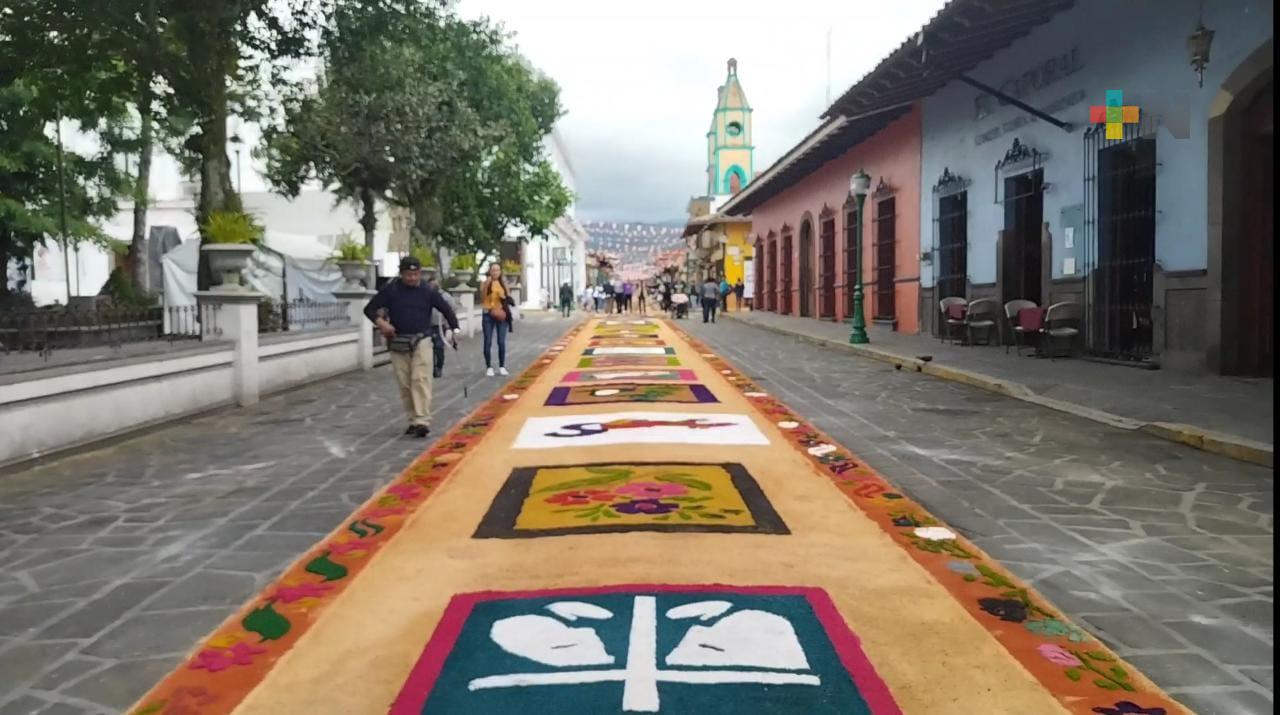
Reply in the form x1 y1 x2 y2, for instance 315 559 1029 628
1237 82 1273 376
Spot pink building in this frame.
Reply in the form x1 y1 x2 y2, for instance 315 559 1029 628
721 105 924 333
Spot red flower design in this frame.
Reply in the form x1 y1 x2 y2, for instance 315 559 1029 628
271 582 333 603
544 489 616 506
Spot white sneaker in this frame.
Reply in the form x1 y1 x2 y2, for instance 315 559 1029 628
485 367 495 377
498 367 510 376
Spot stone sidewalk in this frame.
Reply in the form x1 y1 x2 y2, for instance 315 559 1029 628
0 314 577 715
684 318 1273 715
721 310 1273 467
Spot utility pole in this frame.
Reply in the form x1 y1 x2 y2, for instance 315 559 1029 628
54 103 71 305
825 27 832 108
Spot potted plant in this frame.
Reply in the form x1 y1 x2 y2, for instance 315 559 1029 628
410 245 438 280
201 211 263 291
501 259 522 285
450 253 477 290
332 238 372 290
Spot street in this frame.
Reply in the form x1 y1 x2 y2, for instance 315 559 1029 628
0 313 1269 714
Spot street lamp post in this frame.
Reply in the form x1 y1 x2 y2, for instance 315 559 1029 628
848 169 871 345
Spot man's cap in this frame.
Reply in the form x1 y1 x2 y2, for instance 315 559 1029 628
399 256 422 272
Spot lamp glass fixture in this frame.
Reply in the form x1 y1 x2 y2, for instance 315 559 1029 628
850 170 871 197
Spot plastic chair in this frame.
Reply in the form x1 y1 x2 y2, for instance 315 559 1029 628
939 297 967 344
1003 299 1037 355
964 298 999 346
1041 302 1083 359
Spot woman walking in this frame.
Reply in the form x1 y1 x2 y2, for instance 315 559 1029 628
480 263 511 377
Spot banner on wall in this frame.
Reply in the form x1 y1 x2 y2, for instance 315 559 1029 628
743 259 754 296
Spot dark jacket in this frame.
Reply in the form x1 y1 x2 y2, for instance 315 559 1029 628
559 284 574 303
363 279 460 335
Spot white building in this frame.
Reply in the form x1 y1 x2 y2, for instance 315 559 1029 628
508 128 589 310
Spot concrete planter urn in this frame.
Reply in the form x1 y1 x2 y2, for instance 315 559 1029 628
202 244 257 292
335 260 372 290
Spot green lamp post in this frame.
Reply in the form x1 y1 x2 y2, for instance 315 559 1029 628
848 169 871 344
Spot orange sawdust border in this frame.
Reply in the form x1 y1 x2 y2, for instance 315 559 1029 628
126 322 586 715
667 322 1190 715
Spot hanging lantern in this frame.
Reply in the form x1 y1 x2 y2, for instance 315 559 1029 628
1187 20 1214 88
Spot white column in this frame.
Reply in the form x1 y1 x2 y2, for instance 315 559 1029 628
451 285 478 338
334 289 376 370
196 291 262 407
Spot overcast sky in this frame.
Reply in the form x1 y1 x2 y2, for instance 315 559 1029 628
456 0 948 224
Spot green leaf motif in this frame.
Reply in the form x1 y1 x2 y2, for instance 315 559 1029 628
349 520 370 538
1093 678 1120 690
1085 650 1113 662
243 602 290 642
305 553 348 582
1065 668 1082 682
1109 665 1128 679
654 475 713 491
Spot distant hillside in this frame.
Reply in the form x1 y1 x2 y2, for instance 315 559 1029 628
584 221 685 279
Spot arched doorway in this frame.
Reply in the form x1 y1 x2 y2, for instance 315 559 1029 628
1212 41 1273 376
798 219 814 317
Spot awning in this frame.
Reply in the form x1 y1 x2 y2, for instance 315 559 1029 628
720 0 1076 217
823 0 1075 119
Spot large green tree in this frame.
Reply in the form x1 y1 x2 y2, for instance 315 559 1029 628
259 0 468 258
434 36 571 280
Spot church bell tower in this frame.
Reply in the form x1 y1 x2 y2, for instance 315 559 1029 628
706 58 754 198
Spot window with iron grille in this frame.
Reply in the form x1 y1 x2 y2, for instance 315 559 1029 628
935 192 968 301
1084 117 1158 363
873 197 896 321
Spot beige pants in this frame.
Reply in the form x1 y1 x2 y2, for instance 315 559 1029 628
389 342 433 427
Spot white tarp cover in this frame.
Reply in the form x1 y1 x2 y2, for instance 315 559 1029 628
161 231 345 333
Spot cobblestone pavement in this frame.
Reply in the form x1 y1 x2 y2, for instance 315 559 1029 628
0 314 577 715
680 318 1274 715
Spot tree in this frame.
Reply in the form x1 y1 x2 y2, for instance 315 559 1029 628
433 35 571 282
163 0 322 289
259 0 458 259
0 83 124 305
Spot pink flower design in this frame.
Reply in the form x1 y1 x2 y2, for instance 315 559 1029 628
386 484 422 501
271 582 333 603
189 642 267 672
329 538 376 555
614 481 688 498
363 507 406 518
1037 643 1082 667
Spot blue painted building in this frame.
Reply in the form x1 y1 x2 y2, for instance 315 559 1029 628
874 0 1273 375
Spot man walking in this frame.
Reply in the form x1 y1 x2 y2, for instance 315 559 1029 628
364 256 460 438
559 282 574 318
734 279 745 311
701 276 720 324
426 276 456 378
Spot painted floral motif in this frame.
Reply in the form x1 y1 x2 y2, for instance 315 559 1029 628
1092 702 1167 715
979 597 1029 623
1025 617 1087 643
613 499 680 515
189 642 267 673
529 466 751 526
544 489 617 506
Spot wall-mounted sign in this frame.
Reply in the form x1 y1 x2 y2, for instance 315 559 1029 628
974 47 1083 121
975 89 1087 147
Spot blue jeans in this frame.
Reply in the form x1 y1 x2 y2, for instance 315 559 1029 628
482 313 508 368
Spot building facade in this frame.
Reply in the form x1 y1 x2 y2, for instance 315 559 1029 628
913 0 1272 375
707 59 754 197
722 107 923 331
512 129 589 309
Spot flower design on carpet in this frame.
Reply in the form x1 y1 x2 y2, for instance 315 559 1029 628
473 463 789 538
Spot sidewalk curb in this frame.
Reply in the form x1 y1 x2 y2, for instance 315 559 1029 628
723 313 1273 468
